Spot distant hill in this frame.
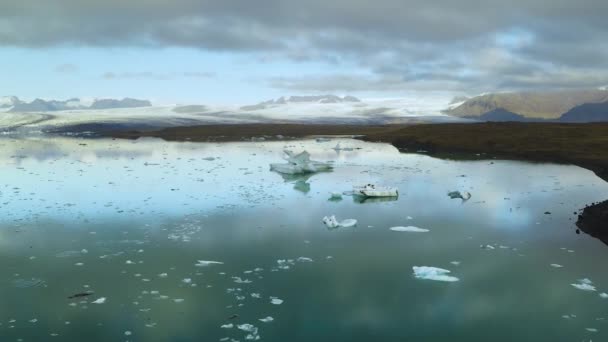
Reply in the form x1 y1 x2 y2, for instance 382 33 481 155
560 101 608 122
8 97 151 112
90 98 151 110
240 94 361 111
0 96 22 108
445 90 608 119
466 108 528 122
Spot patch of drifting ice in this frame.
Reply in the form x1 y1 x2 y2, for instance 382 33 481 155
259 316 274 323
390 226 429 233
195 260 224 267
571 282 596 292
91 297 106 304
550 264 563 268
297 257 313 262
270 297 283 305
221 323 233 329
322 215 357 228
413 266 459 282
600 293 608 299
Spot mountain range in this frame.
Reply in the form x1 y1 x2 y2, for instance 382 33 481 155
240 95 360 111
1 96 151 112
445 89 608 122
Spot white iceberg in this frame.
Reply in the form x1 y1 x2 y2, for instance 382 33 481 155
413 266 459 282
259 316 274 323
270 150 332 175
195 260 224 267
390 226 429 233
270 297 283 305
91 297 106 304
600 293 608 299
353 184 398 197
322 215 357 228
571 279 596 291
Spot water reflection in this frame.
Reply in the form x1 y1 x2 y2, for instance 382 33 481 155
1 136 608 341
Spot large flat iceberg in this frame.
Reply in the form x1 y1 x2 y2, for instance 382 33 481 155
270 150 332 175
413 266 459 282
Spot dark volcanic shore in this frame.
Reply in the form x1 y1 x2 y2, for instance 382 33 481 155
110 122 608 243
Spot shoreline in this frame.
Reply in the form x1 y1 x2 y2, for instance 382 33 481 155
108 122 608 244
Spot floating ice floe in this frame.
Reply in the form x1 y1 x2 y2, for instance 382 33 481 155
600 293 608 299
297 257 313 262
571 278 596 291
195 260 224 267
353 184 398 197
270 297 283 305
91 297 106 304
259 316 274 323
322 215 357 229
221 323 234 329
448 191 472 201
413 266 460 282
270 150 332 175
550 264 563 268
390 226 429 233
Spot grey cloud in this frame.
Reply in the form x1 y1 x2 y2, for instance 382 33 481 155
102 71 216 80
54 63 78 73
2 0 608 92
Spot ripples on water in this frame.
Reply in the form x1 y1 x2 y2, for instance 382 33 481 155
0 136 607 341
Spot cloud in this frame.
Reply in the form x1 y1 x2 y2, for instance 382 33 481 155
2 0 608 92
102 71 216 80
54 63 78 73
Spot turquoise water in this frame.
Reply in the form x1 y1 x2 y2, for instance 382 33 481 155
1 136 607 341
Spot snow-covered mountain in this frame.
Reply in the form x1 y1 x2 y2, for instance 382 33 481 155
0 94 464 134
4 97 151 112
0 96 22 109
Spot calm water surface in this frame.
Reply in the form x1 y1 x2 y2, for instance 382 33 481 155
1 136 607 341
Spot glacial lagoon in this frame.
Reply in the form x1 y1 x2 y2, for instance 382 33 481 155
1 136 608 341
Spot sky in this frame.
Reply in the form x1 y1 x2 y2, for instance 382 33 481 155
1 0 607 104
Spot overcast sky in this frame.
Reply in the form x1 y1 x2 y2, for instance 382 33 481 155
1 0 607 104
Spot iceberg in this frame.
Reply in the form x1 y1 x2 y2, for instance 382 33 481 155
195 260 224 267
353 184 398 198
390 226 429 233
412 266 459 282
322 215 357 228
270 150 332 175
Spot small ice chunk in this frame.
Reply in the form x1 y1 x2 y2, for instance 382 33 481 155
450 261 461 266
173 298 184 303
600 293 608 299
195 260 224 267
237 323 257 333
390 226 429 233
297 257 313 262
259 316 274 323
586 328 598 332
413 266 459 282
270 297 283 305
158 273 168 278
91 297 106 304
571 283 596 292
550 264 563 268
221 323 234 329
322 215 357 228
